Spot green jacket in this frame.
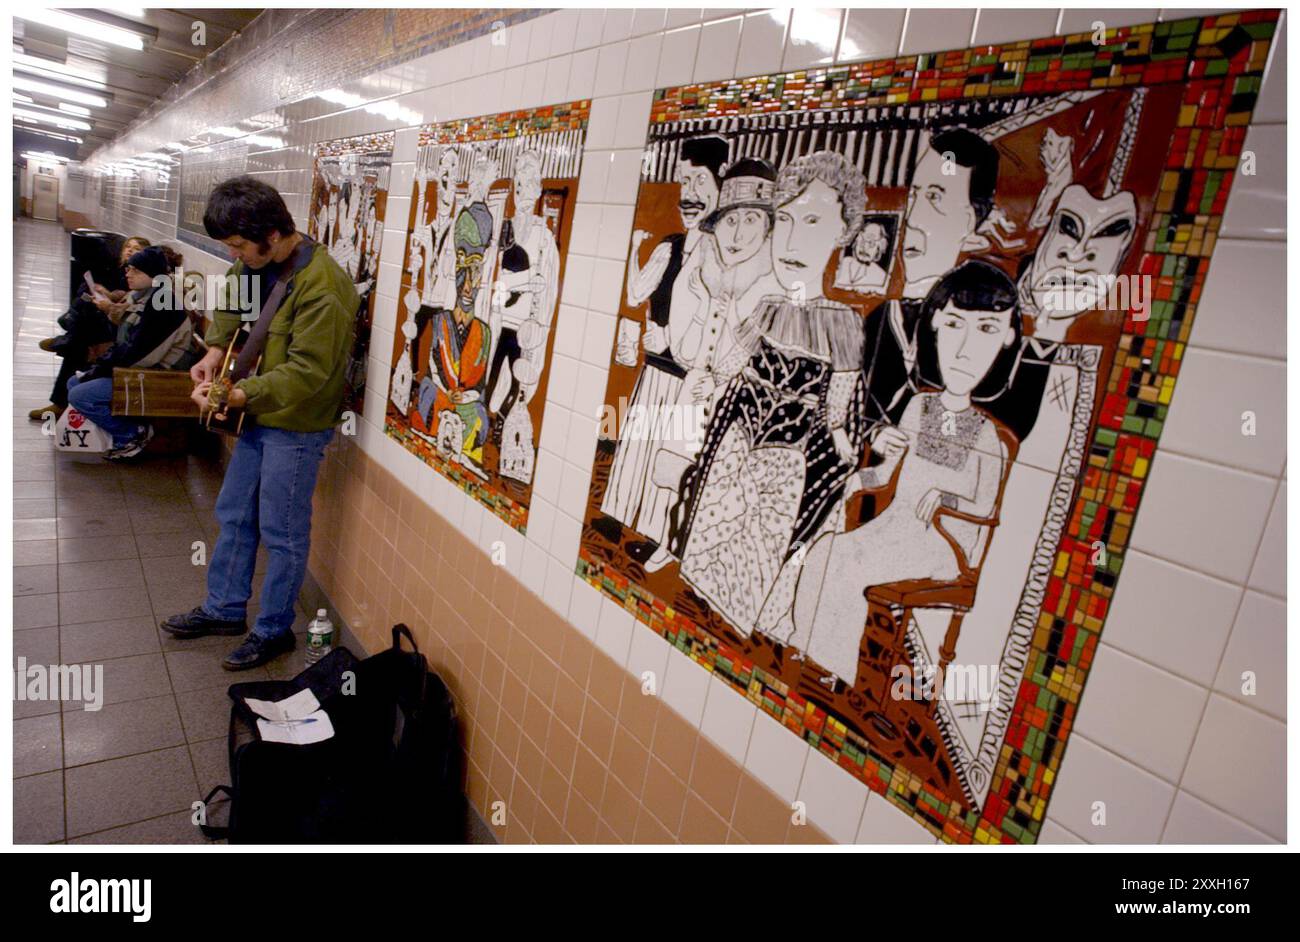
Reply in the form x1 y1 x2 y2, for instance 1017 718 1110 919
204 242 359 432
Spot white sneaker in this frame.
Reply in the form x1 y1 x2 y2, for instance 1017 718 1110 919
105 425 154 460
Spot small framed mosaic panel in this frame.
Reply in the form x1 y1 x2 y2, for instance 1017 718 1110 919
307 131 395 417
385 101 590 532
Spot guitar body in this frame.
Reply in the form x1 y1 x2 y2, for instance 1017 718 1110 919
202 328 258 436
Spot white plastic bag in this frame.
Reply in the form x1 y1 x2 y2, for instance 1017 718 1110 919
54 406 113 454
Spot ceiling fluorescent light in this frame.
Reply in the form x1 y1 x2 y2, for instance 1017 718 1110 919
58 103 92 117
15 107 93 130
13 53 110 91
16 11 147 50
21 128 84 144
12 76 109 109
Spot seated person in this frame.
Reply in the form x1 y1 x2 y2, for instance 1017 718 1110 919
756 259 1021 685
31 235 152 421
66 245 199 460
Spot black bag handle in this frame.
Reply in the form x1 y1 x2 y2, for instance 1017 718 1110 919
391 623 429 709
392 623 418 653
199 785 233 840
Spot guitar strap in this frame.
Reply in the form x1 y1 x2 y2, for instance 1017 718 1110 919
231 236 317 382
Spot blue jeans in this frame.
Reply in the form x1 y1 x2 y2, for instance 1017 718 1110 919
66 374 143 448
203 423 335 641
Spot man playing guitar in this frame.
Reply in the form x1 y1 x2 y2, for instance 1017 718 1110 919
162 176 359 670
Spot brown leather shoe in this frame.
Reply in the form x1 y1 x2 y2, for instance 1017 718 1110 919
28 404 63 421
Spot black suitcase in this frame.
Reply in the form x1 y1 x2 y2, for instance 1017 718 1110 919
200 625 462 843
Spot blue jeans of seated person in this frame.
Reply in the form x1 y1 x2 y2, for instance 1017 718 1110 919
65 374 142 447
202 423 335 642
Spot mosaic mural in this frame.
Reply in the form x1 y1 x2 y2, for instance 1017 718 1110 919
576 12 1279 843
175 138 248 257
386 102 589 532
307 131 394 417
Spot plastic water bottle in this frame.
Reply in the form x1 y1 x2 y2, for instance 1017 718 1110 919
306 609 334 666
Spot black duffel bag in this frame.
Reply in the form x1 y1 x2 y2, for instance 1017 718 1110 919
200 625 463 844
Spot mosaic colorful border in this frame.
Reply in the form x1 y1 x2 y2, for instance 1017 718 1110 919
417 99 591 147
579 10 1279 844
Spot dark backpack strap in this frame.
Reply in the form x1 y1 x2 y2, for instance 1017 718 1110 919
231 237 317 381
199 785 234 840
392 624 418 653
391 624 429 707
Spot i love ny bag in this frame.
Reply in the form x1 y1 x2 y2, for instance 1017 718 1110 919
54 406 113 454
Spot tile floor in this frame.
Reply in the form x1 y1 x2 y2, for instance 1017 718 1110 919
13 218 311 843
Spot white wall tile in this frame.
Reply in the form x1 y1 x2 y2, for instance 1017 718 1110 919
737 9 790 77
574 9 605 51
900 8 977 56
783 7 843 71
838 8 907 62
1220 124 1286 240
660 644 711 727
1192 239 1285 359
567 47 600 101
1181 694 1286 840
595 41 631 97
1160 349 1286 476
666 9 704 31
1213 590 1286 720
543 55 572 105
624 32 666 93
972 9 1060 46
1162 789 1276 843
626 619 672 691
699 674 757 764
549 9 579 56
796 749 868 842
601 8 636 45
1247 482 1286 598
1037 818 1087 843
605 149 644 205
613 92 655 149
630 9 668 39
1104 551 1241 686
657 25 702 88
744 709 808 803
1074 644 1208 782
567 576 602 640
1130 453 1275 583
856 794 937 843
1058 9 1160 34
1049 736 1175 843
594 596 636 667
695 15 744 84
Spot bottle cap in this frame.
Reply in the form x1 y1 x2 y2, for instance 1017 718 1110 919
316 608 327 618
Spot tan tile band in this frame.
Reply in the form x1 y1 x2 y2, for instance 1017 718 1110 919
305 437 833 845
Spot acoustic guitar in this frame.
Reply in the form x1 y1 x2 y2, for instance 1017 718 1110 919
201 326 258 436
199 236 318 436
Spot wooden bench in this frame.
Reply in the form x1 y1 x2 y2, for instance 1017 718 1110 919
111 367 219 456
111 368 200 418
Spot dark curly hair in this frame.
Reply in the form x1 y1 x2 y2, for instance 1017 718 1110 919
202 175 296 249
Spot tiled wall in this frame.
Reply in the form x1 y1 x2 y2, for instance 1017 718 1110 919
77 7 1287 844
